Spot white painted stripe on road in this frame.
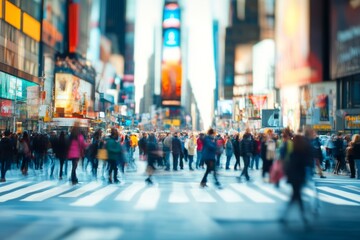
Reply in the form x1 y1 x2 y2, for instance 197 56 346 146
303 188 359 206
230 184 275 203
0 181 55 202
59 182 102 198
0 181 30 194
71 185 118 207
169 182 189 203
190 189 216 203
62 227 123 240
344 185 360 193
253 182 289 201
214 188 243 203
134 187 161 210
318 186 360 203
115 182 146 201
21 184 73 202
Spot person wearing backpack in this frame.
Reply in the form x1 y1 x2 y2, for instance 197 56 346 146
238 128 254 182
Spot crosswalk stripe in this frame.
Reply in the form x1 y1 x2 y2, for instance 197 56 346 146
71 185 118 207
230 184 275 203
169 182 189 203
0 181 30 194
317 186 360 203
0 181 55 202
253 182 289 201
115 182 146 201
214 188 243 203
303 188 359 206
190 189 216 203
344 185 360 193
21 184 73 202
59 182 102 198
134 187 161 210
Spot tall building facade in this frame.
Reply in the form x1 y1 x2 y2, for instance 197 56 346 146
0 0 43 132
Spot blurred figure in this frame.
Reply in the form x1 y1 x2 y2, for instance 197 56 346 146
196 133 204 169
352 134 360 179
187 134 196 171
163 132 172 171
67 122 88 185
87 129 102 179
0 130 13 182
309 129 326 178
280 131 313 224
138 132 148 161
250 134 261 170
171 132 182 171
215 134 225 168
333 132 345 175
238 128 255 182
105 128 123 184
224 135 233 170
346 135 356 178
232 133 241 170
200 128 222 189
145 133 161 185
55 131 68 180
262 129 276 181
20 131 32 176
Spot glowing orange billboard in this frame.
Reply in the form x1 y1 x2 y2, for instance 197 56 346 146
161 63 182 106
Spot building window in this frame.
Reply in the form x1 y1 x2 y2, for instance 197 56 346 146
352 78 360 108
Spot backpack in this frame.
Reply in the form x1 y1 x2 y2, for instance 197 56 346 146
266 139 276 160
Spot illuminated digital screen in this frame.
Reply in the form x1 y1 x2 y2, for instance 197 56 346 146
163 3 180 28
163 29 180 47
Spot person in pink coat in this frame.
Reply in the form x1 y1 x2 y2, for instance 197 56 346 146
67 122 88 184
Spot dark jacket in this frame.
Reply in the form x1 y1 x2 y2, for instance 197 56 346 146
241 133 254 156
172 136 182 155
353 142 360 159
0 137 13 161
311 137 323 162
202 135 217 161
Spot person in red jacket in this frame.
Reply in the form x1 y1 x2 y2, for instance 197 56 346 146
196 133 204 169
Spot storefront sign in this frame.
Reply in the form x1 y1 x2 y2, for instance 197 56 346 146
345 115 360 129
0 100 12 117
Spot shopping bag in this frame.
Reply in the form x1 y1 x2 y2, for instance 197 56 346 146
96 148 108 160
270 160 284 183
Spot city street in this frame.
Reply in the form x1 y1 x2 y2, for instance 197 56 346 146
0 160 360 240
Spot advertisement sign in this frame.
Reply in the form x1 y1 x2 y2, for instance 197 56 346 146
345 115 360 129
262 109 280 128
330 0 360 78
54 73 93 117
275 0 322 87
163 2 180 28
161 63 182 106
27 85 40 119
217 100 233 118
0 100 12 117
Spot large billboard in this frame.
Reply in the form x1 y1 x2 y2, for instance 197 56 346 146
275 0 323 88
330 0 360 78
161 63 182 106
161 2 182 107
54 73 93 117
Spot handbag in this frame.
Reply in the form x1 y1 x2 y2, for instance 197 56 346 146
96 148 108 160
270 160 284 183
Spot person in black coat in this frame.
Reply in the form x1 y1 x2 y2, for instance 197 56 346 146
0 130 14 182
54 131 69 180
280 130 313 224
171 132 182 171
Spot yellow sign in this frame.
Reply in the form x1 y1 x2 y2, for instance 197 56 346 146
5 1 21 30
345 115 360 129
0 0 3 19
163 119 180 127
23 12 41 42
313 124 332 130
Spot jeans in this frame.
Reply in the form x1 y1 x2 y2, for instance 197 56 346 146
201 159 219 184
355 159 360 179
70 158 79 183
172 153 179 170
164 150 171 170
240 154 251 180
225 155 232 169
250 154 260 170
234 154 241 170
196 151 203 168
188 155 194 170
0 159 10 179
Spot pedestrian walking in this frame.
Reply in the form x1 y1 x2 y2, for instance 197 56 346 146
225 135 233 170
232 133 241 170
238 128 254 182
105 128 123 184
0 130 14 182
67 122 88 185
187 134 196 171
280 131 313 225
352 134 360 179
172 132 182 171
200 128 222 189
145 133 161 185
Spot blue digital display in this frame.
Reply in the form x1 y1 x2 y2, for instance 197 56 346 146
163 3 180 28
163 29 180 47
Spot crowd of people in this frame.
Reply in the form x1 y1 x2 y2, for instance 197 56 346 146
1 125 360 188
